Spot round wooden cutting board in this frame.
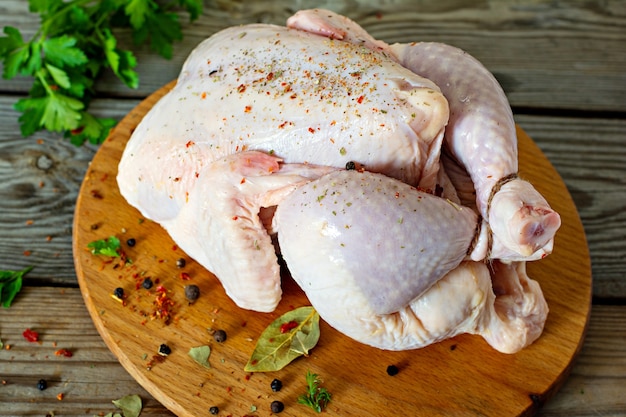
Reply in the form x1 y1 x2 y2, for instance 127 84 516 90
73 82 591 417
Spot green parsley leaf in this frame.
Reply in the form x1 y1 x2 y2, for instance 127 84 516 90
0 266 33 308
88 236 121 257
0 0 203 145
298 370 332 413
42 35 88 68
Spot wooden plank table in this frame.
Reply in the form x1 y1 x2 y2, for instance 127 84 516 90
1 1 625 416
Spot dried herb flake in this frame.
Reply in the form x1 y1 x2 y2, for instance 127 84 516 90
189 345 211 368
111 394 142 417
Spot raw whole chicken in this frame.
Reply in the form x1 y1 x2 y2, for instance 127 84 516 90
117 8 558 353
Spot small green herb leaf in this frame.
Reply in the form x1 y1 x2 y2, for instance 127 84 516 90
111 394 142 417
0 266 33 308
87 236 121 257
188 345 211 368
298 370 331 413
245 306 320 372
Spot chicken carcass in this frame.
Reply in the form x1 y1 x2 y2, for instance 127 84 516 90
117 9 556 353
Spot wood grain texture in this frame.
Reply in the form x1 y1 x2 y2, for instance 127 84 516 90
514 115 626 299
1 287 623 417
70 83 591 417
0 0 624 111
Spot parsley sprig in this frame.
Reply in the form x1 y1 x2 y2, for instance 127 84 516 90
0 0 202 145
298 370 332 413
0 266 33 308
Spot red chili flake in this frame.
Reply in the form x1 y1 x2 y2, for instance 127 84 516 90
279 320 299 334
56 393 64 401
201 92 207 99
180 272 191 281
90 189 103 199
241 320 247 327
308 127 315 134
46 235 53 242
244 105 252 113
37 139 44 145
186 141 195 148
55 349 73 358
237 84 247 93
23 328 39 342
172 245 178 251
232 216 239 221
240 177 246 184
357 95 364 104
244 374 251 381
23 250 32 257
25 219 34 225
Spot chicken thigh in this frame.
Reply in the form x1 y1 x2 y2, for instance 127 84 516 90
275 169 548 353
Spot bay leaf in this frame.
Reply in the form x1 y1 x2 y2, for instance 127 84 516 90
245 306 320 372
111 394 142 417
189 345 211 368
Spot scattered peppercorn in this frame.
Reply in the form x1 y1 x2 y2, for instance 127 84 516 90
142 277 153 289
270 378 282 392
158 344 172 356
112 287 124 300
184 284 200 302
270 400 285 413
37 379 47 390
209 406 219 415
386 364 399 376
213 329 227 343
176 258 186 268
345 161 356 170
126 238 136 247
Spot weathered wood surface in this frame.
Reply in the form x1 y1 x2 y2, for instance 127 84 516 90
1 0 625 415
0 287 624 416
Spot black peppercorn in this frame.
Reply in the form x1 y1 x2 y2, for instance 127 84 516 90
37 379 47 390
209 406 219 414
270 378 282 392
345 161 356 170
213 329 227 343
126 238 136 247
184 284 200 302
158 343 172 356
142 277 153 289
386 364 399 376
112 287 124 300
176 258 186 268
270 400 284 413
